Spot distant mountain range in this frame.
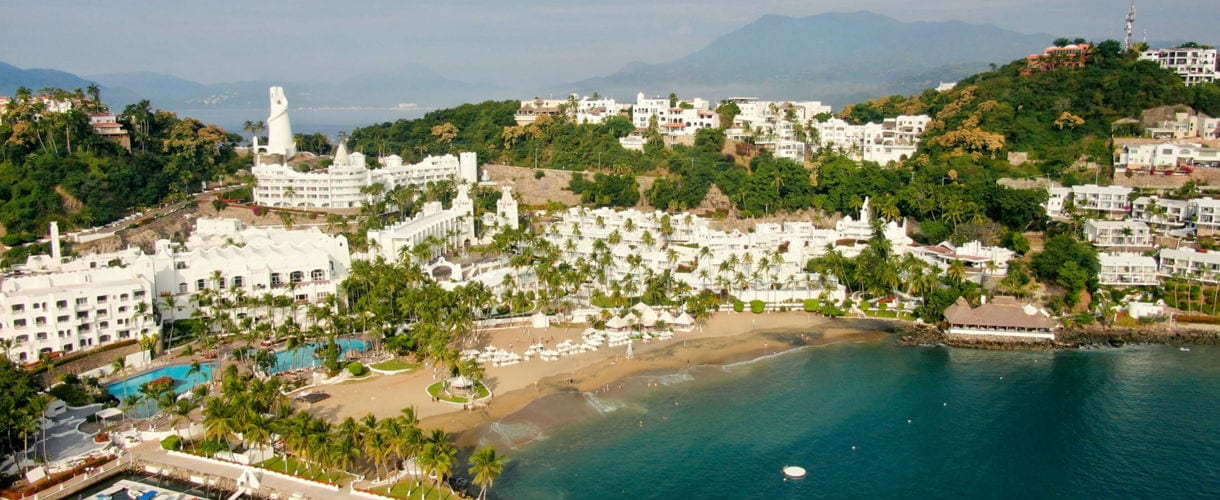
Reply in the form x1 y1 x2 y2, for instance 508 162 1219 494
563 11 1056 106
0 11 1204 120
0 60 493 114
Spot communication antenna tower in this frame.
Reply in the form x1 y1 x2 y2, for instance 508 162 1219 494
1124 1 1137 50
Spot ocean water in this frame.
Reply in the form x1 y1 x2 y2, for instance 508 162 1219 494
488 339 1220 499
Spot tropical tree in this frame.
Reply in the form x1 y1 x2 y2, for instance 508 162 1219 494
468 446 506 500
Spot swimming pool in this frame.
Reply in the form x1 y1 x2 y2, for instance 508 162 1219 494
105 363 215 418
271 338 368 373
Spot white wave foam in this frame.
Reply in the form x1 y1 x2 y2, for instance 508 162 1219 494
582 392 624 415
484 421 545 448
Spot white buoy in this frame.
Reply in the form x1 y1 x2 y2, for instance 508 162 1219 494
907 419 912 423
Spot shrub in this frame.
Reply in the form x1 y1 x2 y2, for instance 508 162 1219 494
750 300 765 314
211 199 227 212
732 301 745 313
161 435 181 451
803 299 819 312
534 170 546 179
348 362 367 376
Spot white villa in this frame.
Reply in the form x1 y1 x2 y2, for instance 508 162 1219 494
1158 248 1220 282
1140 47 1219 86
806 115 931 164
632 93 719 136
1084 220 1153 247
910 240 1016 277
1098 252 1160 287
514 95 624 126
1131 196 1192 228
1116 142 1220 170
1044 184 1133 218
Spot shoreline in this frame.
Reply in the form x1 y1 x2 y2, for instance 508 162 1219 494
306 312 897 441
422 316 896 445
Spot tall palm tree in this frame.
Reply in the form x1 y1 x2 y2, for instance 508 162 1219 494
468 446 506 500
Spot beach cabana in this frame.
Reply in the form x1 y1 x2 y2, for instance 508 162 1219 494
605 315 630 331
673 312 695 332
95 407 124 422
632 303 659 327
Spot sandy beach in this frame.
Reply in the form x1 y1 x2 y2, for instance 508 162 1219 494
306 312 896 437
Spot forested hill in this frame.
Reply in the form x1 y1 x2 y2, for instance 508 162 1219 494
0 91 243 252
842 41 1220 176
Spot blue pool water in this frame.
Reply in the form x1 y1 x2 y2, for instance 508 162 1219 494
271 338 368 373
105 363 215 418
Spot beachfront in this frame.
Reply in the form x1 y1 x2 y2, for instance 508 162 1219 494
307 312 894 433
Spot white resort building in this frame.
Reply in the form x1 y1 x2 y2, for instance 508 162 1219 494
1098 252 1160 287
1044 184 1133 218
250 87 479 209
1158 248 1220 282
150 218 353 323
1139 47 1219 86
1084 220 1153 247
367 184 477 263
0 224 156 364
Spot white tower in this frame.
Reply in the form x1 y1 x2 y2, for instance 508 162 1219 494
452 184 476 245
49 221 61 262
265 87 297 159
497 186 520 230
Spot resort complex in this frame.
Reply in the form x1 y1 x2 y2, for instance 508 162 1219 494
4 6 1220 496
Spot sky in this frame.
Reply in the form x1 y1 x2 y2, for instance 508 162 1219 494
1 0 1217 89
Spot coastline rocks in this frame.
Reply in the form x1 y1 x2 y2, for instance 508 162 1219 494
895 321 1220 351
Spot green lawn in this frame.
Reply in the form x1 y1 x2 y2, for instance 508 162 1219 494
370 479 460 499
258 456 349 484
426 382 491 403
371 359 419 372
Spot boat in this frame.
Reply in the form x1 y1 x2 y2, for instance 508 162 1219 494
782 465 807 479
1180 347 1191 352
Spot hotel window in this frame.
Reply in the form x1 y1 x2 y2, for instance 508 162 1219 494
76 297 88 306
176 261 188 269
270 273 283 287
178 283 188 294
196 279 206 291
233 276 244 289
134 290 145 299
311 269 325 281
11 304 23 313
57 315 69 322
36 332 47 340
96 295 107 303
120 294 129 301
15 334 28 343
35 317 46 326
57 300 68 309
290 271 304 283
13 319 26 328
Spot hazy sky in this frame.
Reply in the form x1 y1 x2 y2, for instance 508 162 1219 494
2 0 1216 88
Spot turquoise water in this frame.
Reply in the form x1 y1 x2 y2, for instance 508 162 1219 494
106 363 215 418
489 339 1220 499
271 338 368 373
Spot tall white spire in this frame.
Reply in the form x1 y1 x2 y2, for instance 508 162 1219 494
265 86 297 159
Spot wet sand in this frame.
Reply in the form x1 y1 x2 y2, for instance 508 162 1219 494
305 312 896 437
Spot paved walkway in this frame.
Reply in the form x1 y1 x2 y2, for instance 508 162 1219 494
128 442 361 499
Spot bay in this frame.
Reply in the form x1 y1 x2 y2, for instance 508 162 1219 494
489 339 1220 499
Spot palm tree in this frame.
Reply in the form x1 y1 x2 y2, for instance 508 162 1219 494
111 356 127 379
468 446 506 500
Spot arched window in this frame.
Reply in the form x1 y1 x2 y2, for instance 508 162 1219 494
233 276 244 288
289 271 304 283
310 269 325 281
179 282 188 294
270 273 283 287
